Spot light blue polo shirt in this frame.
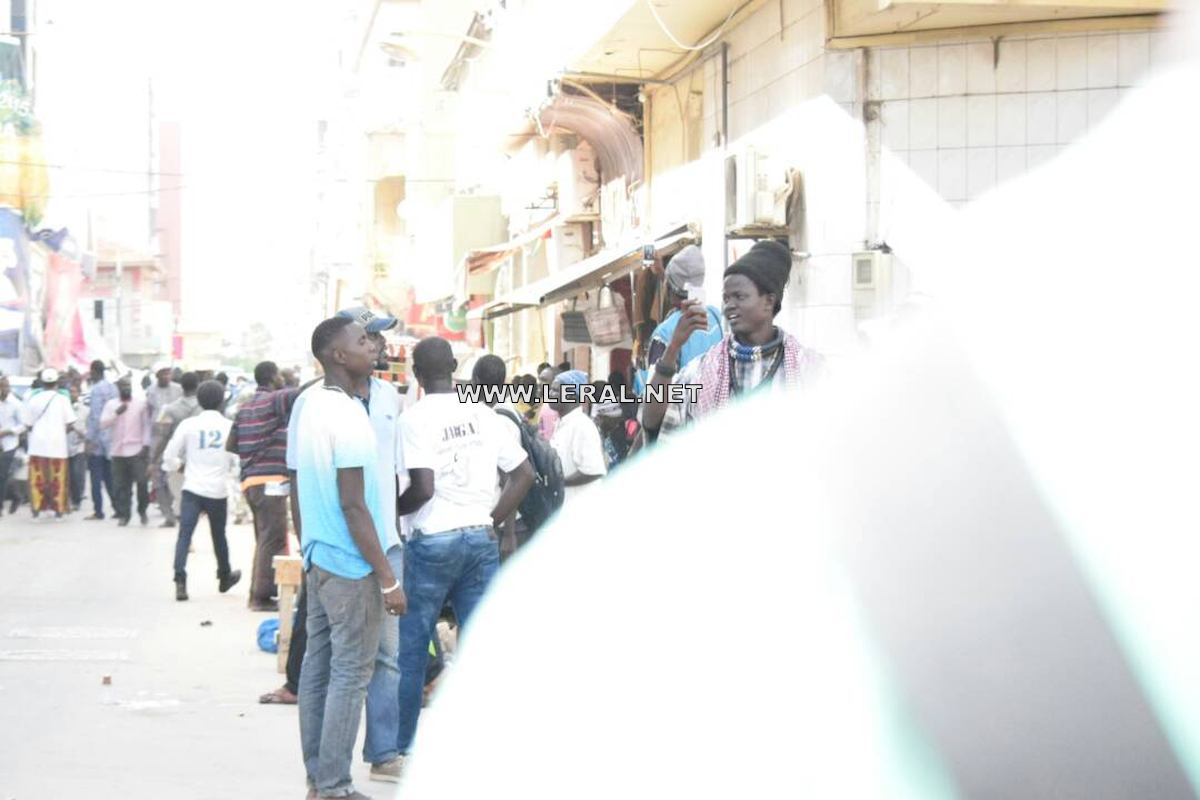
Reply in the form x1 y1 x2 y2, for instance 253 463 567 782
295 384 390 579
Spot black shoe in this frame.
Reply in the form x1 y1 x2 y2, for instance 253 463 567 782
31 510 39 519
160 519 176 529
175 580 188 601
248 599 279 612
117 517 130 527
86 513 105 521
139 512 149 525
218 570 242 594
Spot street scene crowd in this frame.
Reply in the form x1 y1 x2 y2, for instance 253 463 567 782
0 239 827 798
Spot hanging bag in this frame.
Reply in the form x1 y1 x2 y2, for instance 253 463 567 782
584 286 632 346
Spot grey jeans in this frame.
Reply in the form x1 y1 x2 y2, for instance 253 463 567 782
298 564 385 798
153 468 175 521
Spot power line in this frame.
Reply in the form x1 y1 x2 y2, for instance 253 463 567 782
0 159 186 177
643 0 744 52
15 185 186 199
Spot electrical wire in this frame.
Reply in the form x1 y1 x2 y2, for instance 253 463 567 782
643 0 740 52
0 159 185 177
14 185 185 200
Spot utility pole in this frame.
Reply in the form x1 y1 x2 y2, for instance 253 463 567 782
114 256 123 360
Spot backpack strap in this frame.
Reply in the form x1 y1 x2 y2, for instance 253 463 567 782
495 406 527 433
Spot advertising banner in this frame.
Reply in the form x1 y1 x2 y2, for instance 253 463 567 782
43 250 84 367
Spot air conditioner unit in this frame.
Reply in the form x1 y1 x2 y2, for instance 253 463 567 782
728 146 789 230
852 250 894 321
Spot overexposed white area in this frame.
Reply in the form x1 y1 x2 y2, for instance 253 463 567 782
396 7 1200 799
34 0 337 355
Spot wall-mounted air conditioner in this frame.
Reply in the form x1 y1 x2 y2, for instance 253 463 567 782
726 146 790 230
852 250 898 321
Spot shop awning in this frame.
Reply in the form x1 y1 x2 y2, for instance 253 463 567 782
465 214 561 276
471 224 694 321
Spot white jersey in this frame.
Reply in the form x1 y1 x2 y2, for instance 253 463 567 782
162 410 238 499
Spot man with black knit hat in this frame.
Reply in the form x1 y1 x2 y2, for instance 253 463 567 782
642 239 826 441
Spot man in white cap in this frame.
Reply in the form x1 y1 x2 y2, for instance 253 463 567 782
23 368 77 518
638 245 724 395
146 363 183 526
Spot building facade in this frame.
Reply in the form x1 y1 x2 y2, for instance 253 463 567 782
371 0 1166 381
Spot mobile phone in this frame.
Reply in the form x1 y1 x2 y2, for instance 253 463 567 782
686 285 712 332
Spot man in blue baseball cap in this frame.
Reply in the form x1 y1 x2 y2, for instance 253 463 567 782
336 306 399 334
337 307 399 374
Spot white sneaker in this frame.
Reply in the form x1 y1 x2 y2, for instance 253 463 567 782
369 755 405 783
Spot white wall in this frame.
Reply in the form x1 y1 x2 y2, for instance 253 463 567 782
644 1 1167 359
867 31 1170 225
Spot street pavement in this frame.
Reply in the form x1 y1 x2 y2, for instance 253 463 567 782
0 507 391 800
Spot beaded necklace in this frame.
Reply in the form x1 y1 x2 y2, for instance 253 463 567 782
728 328 784 362
727 328 785 395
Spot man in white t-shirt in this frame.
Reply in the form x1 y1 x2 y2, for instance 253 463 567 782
162 380 243 602
23 368 77 518
548 369 607 502
394 337 533 763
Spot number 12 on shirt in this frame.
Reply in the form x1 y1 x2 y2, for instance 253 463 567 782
198 430 224 450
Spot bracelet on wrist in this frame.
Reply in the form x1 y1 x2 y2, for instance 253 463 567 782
381 580 401 595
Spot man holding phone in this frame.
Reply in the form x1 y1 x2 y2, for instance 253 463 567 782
641 245 724 397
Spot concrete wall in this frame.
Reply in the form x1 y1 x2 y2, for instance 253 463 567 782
643 0 1166 359
866 31 1169 227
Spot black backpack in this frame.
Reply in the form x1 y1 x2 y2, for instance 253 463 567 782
496 408 565 532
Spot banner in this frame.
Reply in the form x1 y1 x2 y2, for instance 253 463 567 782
0 39 49 227
43 250 83 367
0 206 29 310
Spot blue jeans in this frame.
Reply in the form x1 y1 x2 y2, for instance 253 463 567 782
395 526 500 755
68 454 87 508
299 565 384 798
362 545 404 765
87 454 113 516
172 491 231 583
0 448 14 512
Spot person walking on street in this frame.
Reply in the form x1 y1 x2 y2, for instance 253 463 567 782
162 381 242 601
0 375 26 518
67 382 88 511
153 372 201 522
101 377 152 526
146 364 183 527
393 337 534 767
24 368 77 518
296 317 406 800
84 360 117 519
227 361 293 612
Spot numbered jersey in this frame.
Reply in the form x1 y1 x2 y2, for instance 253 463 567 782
161 409 237 499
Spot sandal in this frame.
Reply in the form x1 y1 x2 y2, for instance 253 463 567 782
258 687 298 705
